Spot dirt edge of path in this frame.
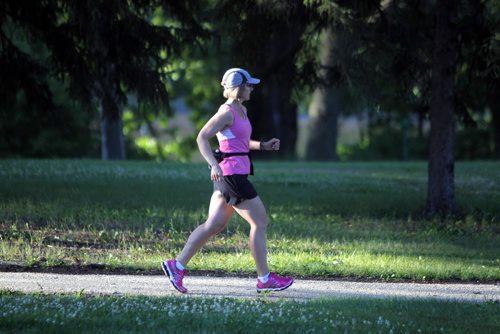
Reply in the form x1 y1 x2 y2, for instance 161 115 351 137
1 261 497 285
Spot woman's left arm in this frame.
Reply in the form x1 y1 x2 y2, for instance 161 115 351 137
250 138 280 151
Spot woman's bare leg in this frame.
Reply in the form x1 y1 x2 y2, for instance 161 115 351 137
177 191 234 266
233 196 269 277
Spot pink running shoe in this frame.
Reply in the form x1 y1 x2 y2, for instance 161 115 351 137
256 272 294 293
161 260 187 294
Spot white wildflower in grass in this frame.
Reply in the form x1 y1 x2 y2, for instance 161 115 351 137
0 292 497 333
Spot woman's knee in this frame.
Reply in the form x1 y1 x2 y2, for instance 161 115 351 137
204 217 229 234
251 215 268 230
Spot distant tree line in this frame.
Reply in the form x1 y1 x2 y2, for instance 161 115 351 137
1 0 498 217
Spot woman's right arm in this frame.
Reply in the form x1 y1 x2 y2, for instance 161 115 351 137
196 106 232 181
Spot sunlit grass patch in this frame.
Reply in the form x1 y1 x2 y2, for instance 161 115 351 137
0 159 499 281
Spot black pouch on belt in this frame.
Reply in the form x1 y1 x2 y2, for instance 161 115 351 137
210 149 254 175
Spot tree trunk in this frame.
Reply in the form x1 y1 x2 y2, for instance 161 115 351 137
266 73 297 159
88 4 126 160
425 0 459 217
489 81 500 159
248 30 300 159
305 87 339 160
97 63 126 160
304 27 339 161
100 105 125 160
250 76 297 159
401 119 409 161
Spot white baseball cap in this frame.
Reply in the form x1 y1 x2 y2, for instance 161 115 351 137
221 68 260 88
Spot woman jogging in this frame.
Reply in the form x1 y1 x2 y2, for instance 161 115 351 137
161 68 294 294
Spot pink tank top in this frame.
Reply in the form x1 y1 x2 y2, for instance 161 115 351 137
216 104 252 176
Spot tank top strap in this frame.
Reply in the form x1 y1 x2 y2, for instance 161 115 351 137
225 103 243 127
224 103 237 117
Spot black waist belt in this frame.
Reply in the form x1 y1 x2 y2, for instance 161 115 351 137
212 149 254 175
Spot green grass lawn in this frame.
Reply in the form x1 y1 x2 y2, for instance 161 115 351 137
0 159 499 333
0 291 498 334
0 159 499 281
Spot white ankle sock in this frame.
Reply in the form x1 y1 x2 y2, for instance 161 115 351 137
175 260 185 271
258 272 270 283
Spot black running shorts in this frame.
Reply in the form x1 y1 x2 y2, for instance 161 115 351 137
213 174 258 205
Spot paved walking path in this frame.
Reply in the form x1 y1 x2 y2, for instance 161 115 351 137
0 272 498 302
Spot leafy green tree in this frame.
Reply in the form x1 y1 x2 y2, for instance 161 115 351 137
58 1 206 159
0 1 98 157
207 0 314 159
1 0 205 159
454 0 500 159
306 0 499 217
153 1 321 160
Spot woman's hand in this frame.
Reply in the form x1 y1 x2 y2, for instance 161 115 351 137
210 164 223 181
261 138 280 151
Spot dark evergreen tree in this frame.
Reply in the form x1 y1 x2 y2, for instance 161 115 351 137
209 0 314 159
0 0 205 159
306 0 499 217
